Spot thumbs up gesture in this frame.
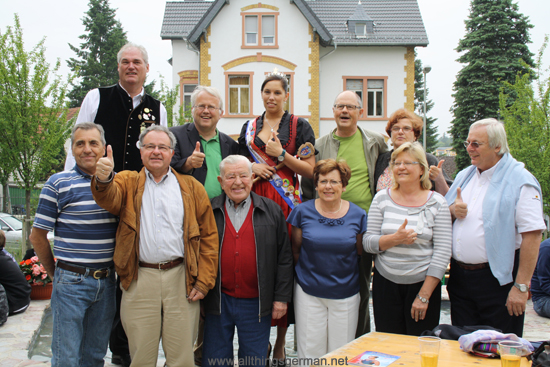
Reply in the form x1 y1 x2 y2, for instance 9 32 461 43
96 145 114 181
188 142 206 169
394 219 418 245
265 131 283 158
429 160 445 181
454 187 468 219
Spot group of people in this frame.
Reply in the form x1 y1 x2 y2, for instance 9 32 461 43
23 41 545 367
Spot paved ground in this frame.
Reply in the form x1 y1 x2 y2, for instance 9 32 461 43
1 287 548 366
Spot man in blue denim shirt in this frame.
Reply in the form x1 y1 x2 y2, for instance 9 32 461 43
30 122 118 367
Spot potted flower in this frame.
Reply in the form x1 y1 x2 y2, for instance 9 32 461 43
19 256 53 300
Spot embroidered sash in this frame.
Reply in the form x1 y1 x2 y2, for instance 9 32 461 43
245 115 302 209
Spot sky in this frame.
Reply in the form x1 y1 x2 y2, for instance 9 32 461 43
1 0 549 138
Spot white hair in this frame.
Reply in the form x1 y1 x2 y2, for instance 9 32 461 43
470 118 509 155
219 155 252 177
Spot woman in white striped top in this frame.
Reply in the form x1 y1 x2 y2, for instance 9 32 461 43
363 142 452 336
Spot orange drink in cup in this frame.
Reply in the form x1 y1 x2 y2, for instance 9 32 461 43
498 341 523 367
419 336 441 367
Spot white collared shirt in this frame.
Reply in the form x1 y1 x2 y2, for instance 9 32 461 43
64 84 168 171
139 168 185 263
452 160 545 264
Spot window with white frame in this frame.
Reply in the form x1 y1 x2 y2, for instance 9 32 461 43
344 76 387 119
355 23 366 37
243 13 278 48
262 15 275 45
229 76 250 114
345 79 363 102
183 84 197 112
245 16 258 45
367 79 384 117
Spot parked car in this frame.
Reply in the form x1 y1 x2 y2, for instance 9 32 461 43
0 212 54 246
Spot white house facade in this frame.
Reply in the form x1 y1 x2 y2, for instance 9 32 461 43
161 0 428 138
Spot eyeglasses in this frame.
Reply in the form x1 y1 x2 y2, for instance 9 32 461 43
334 104 360 111
142 144 172 153
463 141 486 149
391 126 413 133
392 161 420 167
193 105 220 112
318 180 342 187
224 173 251 181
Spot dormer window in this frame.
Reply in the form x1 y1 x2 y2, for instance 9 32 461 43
355 23 366 37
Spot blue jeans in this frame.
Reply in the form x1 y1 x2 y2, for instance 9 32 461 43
533 296 550 318
203 293 271 367
51 265 116 367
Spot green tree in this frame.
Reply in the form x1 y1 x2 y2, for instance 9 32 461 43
450 0 534 171
500 37 550 216
149 76 191 127
414 55 438 153
0 14 73 249
67 0 127 107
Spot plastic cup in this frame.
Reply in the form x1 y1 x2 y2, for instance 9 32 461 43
499 341 523 367
419 336 441 367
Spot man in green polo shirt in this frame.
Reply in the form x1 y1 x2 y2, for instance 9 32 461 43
171 86 239 199
302 90 388 338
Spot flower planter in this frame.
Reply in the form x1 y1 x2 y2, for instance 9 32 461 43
30 283 53 300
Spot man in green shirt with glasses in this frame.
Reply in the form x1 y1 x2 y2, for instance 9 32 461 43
171 86 239 199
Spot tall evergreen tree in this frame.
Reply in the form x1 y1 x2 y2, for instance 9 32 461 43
450 0 534 170
67 0 127 107
414 55 438 153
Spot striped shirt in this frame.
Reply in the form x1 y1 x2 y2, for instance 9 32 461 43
33 165 118 267
363 189 452 284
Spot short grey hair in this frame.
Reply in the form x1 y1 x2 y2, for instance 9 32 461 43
219 155 252 177
333 90 363 108
191 86 223 110
139 125 176 149
117 42 149 65
470 118 509 155
71 122 106 146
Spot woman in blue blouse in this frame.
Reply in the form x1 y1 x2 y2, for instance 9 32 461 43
287 159 366 360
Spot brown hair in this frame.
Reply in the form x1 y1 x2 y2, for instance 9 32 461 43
385 108 423 140
261 74 288 93
313 159 352 188
0 230 5 250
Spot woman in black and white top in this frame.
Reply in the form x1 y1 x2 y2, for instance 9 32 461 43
363 142 452 336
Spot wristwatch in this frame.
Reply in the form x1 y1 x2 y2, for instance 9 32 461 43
514 282 528 293
417 294 429 304
278 149 286 162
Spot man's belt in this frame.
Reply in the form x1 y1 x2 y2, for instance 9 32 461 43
57 261 112 279
454 260 489 271
139 257 184 270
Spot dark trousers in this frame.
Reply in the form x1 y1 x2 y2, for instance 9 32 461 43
109 276 129 356
355 252 372 337
447 253 524 336
372 267 441 336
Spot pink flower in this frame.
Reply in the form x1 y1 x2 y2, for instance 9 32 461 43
41 273 48 280
30 256 39 264
39 264 46 273
32 264 41 276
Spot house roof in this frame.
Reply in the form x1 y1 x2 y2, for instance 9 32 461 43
306 0 428 46
348 1 373 22
161 1 213 40
160 0 428 47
